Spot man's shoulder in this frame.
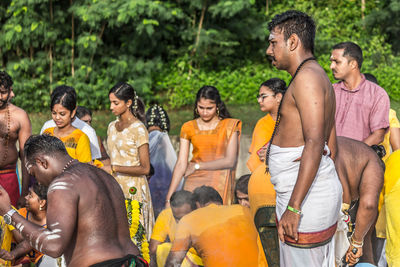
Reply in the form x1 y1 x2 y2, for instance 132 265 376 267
363 80 389 98
9 104 29 119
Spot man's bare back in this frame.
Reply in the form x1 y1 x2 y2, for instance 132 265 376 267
336 136 384 202
273 62 336 149
50 162 140 266
0 135 141 267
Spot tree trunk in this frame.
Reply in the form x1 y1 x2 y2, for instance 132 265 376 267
189 1 207 75
49 45 53 85
70 0 75 77
266 0 269 15
86 22 106 79
361 0 365 19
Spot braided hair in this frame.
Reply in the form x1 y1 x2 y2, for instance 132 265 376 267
145 104 170 132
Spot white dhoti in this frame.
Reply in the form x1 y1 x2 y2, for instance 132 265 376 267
269 144 342 267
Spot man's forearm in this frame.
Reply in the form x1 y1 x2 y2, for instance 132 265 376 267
353 197 378 243
10 214 63 257
363 129 385 146
165 251 187 267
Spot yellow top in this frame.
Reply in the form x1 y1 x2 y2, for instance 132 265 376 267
381 109 400 162
383 150 400 266
43 127 92 163
150 208 177 243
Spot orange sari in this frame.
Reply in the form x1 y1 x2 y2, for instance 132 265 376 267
180 118 241 204
247 114 275 172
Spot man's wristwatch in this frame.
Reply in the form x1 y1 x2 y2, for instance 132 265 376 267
4 209 17 225
194 163 200 170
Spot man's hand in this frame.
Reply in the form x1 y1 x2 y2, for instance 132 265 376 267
0 249 15 261
0 186 12 215
277 209 301 242
345 245 363 266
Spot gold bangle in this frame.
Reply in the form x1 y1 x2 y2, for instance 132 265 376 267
111 165 116 174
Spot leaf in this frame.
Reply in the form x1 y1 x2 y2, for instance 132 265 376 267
14 25 22 33
31 22 39 32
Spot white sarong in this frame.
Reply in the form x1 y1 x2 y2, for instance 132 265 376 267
269 144 342 267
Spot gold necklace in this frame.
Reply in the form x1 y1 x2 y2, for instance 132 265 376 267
0 104 10 166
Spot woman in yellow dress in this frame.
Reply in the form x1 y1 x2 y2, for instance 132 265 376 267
43 86 91 163
166 86 241 205
103 82 154 240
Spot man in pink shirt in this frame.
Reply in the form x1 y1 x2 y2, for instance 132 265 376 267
330 42 389 145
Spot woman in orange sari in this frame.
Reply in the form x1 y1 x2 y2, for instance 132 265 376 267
247 78 286 267
247 78 286 172
166 86 241 205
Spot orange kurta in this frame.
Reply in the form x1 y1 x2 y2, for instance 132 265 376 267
180 118 241 204
247 114 275 172
171 204 266 267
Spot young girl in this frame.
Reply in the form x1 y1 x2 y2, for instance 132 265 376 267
146 104 177 217
166 85 241 205
43 86 91 163
104 82 154 238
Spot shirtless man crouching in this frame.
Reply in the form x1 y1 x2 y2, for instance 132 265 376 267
335 136 384 266
0 135 147 267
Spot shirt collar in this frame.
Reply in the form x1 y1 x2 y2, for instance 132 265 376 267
339 74 366 93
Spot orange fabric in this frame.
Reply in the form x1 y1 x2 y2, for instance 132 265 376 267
180 118 242 204
248 164 276 218
171 204 263 267
43 127 92 163
247 115 275 172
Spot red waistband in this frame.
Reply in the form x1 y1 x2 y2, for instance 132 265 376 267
282 222 337 248
0 164 17 174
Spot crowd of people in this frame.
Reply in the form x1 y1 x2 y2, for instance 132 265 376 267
0 9 398 267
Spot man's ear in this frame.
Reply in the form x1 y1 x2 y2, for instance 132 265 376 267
71 108 76 119
349 59 358 70
36 156 48 169
288 33 299 51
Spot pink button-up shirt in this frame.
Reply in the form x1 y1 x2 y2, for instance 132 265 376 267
334 74 390 141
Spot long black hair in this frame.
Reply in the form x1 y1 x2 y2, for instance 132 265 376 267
109 82 145 123
193 86 231 119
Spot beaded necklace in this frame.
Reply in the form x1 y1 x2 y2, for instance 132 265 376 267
265 57 316 172
0 103 10 166
62 159 76 173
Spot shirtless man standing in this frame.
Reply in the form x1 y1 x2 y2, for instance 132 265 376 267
0 71 31 207
0 135 147 267
336 136 384 265
266 11 342 266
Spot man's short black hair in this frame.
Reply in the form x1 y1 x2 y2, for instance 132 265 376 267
192 186 223 206
364 73 378 85
76 106 92 119
268 10 316 54
170 190 196 210
24 135 68 164
332 42 363 69
0 71 13 91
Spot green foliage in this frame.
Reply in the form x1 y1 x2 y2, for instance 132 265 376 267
0 0 399 112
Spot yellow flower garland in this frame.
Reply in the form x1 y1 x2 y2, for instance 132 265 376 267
125 199 150 263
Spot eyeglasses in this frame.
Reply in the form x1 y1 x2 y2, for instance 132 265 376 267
256 94 275 101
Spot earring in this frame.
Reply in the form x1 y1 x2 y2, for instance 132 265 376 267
195 108 199 115
39 206 44 211
217 108 220 116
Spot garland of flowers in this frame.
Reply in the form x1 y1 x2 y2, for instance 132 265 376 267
125 198 150 263
147 104 168 132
